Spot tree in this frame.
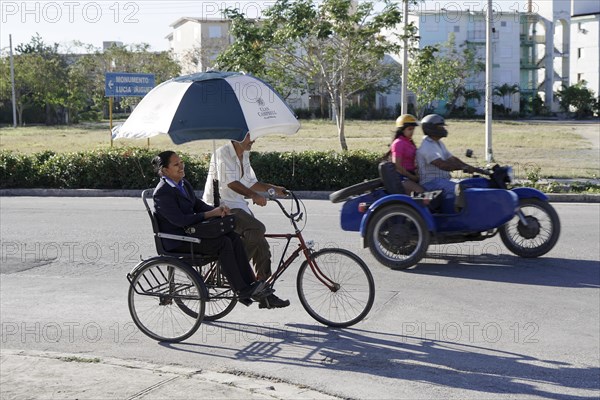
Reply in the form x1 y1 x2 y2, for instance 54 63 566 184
0 51 54 126
56 41 180 122
556 82 597 118
218 0 412 151
407 34 484 118
0 35 181 125
493 83 520 115
0 34 69 125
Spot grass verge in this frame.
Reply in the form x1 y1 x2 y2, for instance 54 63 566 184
1 119 598 179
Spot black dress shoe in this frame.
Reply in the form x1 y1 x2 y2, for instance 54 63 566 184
238 280 267 301
259 294 290 309
238 298 253 307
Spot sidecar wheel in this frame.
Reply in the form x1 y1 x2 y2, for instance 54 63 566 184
366 204 429 269
500 198 560 258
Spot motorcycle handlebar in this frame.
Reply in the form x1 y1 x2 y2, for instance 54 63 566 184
463 167 491 176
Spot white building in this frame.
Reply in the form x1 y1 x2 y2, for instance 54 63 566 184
166 17 233 74
379 0 599 116
569 1 600 96
404 8 522 114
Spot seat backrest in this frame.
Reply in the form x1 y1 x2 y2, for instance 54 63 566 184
141 188 169 255
378 161 406 195
141 189 219 267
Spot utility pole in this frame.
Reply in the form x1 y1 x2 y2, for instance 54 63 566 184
401 0 409 114
485 0 494 162
9 34 17 128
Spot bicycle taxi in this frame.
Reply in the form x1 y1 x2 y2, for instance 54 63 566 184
127 189 375 342
112 71 374 342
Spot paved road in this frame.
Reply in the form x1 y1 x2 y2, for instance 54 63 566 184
1 198 599 399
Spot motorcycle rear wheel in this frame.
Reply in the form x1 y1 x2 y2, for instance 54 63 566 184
500 198 560 258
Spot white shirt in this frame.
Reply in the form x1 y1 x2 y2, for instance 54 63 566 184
416 136 453 184
202 141 258 214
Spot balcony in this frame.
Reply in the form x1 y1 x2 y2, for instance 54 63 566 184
467 30 499 42
520 34 545 44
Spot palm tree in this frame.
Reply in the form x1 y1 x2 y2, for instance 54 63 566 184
493 83 520 114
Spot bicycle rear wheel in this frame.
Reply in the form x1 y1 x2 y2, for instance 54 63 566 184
297 248 375 327
128 259 205 342
198 262 238 321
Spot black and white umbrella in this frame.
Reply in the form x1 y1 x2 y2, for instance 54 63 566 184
112 71 300 143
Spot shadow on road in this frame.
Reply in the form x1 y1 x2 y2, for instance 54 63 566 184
160 319 599 399
405 253 600 288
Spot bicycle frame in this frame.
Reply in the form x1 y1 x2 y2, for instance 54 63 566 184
265 192 339 292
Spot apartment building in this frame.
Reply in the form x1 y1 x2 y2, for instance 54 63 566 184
408 8 522 114
379 0 599 116
569 1 600 96
166 17 233 74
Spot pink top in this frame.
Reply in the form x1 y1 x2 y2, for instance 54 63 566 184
391 136 417 173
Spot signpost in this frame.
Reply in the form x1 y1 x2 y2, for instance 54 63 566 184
105 72 155 146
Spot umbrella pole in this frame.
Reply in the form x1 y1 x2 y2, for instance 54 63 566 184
211 139 220 207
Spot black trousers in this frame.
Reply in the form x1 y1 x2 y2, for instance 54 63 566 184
173 232 255 292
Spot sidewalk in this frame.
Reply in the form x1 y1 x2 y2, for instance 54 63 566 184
0 349 338 400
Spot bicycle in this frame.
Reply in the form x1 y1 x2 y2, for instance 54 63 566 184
127 189 375 342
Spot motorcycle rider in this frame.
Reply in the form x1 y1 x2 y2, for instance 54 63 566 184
416 114 484 196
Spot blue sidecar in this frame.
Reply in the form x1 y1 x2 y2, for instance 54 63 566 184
330 163 561 269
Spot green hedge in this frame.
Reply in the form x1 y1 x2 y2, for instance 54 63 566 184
0 148 381 190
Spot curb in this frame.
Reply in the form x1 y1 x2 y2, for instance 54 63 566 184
545 193 600 203
0 189 599 202
0 349 339 400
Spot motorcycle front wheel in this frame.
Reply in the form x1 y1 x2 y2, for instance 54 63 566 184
500 198 560 258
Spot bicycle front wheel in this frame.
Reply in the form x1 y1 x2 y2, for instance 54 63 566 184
128 259 205 342
297 248 375 327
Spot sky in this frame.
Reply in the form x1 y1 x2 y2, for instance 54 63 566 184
0 0 532 53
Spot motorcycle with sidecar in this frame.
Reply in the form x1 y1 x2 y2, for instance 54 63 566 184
330 158 561 269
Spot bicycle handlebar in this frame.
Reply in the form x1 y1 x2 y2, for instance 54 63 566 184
267 188 303 223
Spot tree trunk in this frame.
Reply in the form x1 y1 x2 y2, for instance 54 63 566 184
336 94 348 151
46 103 52 125
17 104 24 127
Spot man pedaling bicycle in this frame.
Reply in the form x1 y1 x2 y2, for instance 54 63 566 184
203 132 290 309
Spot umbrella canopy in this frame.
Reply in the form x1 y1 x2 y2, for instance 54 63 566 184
112 71 300 144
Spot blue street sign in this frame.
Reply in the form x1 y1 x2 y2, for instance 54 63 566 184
105 72 155 97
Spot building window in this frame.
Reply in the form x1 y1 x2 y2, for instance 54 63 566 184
578 48 583 58
501 21 507 27
454 25 460 33
208 26 221 38
577 73 584 83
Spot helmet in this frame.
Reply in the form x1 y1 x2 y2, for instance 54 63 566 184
421 114 448 137
395 114 418 128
